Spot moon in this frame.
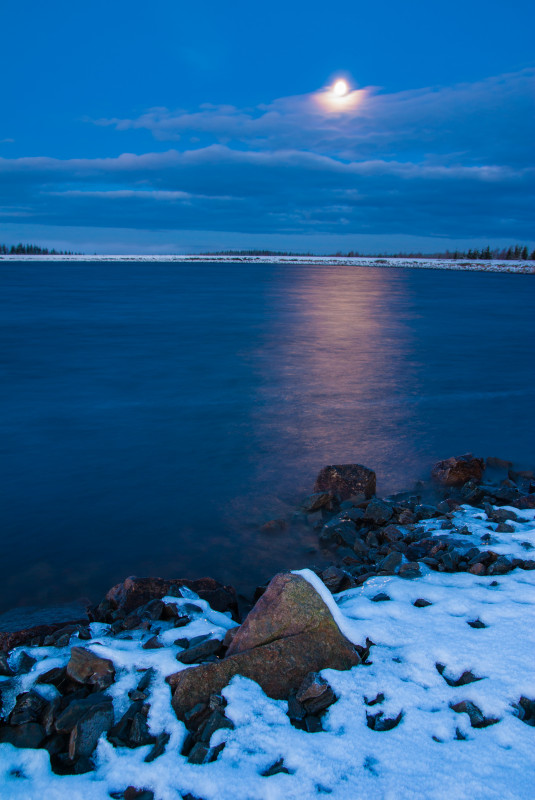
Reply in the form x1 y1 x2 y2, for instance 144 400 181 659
333 79 349 97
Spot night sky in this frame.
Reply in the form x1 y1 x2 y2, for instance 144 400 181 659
1 0 534 253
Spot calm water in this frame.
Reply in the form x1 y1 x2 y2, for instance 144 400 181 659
1 262 534 615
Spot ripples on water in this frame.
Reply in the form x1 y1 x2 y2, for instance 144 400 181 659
0 262 534 615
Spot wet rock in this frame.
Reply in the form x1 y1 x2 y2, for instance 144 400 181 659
169 572 360 718
450 701 499 728
413 598 432 607
431 454 485 486
364 499 393 525
295 672 337 715
313 464 376 501
0 722 45 748
300 492 333 513
467 618 487 629
319 518 357 547
398 562 421 580
414 504 440 521
66 647 115 691
371 593 391 602
496 522 515 533
69 703 114 759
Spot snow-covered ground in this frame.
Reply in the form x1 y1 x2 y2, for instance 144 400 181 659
0 254 533 273
0 505 534 799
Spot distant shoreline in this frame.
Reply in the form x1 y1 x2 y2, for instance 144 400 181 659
0 254 533 273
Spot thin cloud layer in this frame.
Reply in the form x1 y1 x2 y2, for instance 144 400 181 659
1 70 534 243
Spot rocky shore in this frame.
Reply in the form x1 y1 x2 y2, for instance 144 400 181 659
0 454 534 799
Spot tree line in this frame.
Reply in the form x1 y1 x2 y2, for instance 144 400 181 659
0 243 79 255
208 246 535 260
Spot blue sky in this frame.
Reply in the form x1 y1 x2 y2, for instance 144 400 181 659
0 0 534 253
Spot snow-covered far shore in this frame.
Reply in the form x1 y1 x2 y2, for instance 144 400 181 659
1 503 534 800
0 254 533 273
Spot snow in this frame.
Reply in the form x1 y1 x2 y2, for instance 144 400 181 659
1 505 534 799
0 254 533 274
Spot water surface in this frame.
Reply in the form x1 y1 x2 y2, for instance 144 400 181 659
1 262 534 614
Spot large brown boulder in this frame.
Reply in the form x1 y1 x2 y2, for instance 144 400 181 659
313 464 376 500
66 647 115 691
168 572 361 719
431 454 485 486
91 576 238 621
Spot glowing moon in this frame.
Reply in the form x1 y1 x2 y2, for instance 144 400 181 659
333 79 349 97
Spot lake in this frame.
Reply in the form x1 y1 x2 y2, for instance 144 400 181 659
1 261 534 616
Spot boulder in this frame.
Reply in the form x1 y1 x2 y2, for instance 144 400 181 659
313 464 376 501
92 576 238 621
431 454 485 486
169 572 360 719
300 492 333 513
364 499 393 525
0 620 87 653
69 703 114 759
66 647 115 691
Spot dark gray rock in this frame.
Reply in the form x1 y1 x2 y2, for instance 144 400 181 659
320 566 352 594
144 731 170 762
0 652 13 677
398 562 421 579
378 552 402 573
366 710 403 731
176 638 222 665
69 703 114 759
55 693 112 734
371 593 391 602
364 499 393 525
9 691 47 726
0 722 45 748
261 758 292 776
413 598 432 608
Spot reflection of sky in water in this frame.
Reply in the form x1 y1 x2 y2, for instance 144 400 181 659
0 263 533 615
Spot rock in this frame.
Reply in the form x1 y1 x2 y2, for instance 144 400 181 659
0 652 12 676
124 788 155 800
92 576 238 621
142 636 163 650
295 672 337 715
66 647 115 691
515 495 535 510
487 556 513 575
512 696 535 726
366 710 403 731
187 741 225 764
300 492 333 513
9 691 47 726
55 693 113 733
496 522 515 533
320 567 352 594
381 525 403 543
467 618 487 629
414 504 439 521
69 703 114 759
0 620 88 653
450 701 499 728
364 499 393 525
436 663 482 686
313 464 376 501
261 758 292 776
371 593 391 602
0 722 45 748
377 552 402 573
398 562 421 580
144 731 170 762
413 598 432 607
176 638 222 665
319 519 357 547
196 710 234 744
431 454 485 486
17 652 37 674
169 572 360 718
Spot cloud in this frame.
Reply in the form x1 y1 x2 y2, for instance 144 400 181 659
1 70 534 243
